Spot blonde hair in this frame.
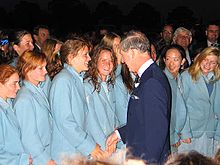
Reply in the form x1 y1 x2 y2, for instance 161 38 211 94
188 47 220 82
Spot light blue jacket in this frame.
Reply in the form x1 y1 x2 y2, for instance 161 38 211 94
114 65 130 127
0 98 30 165
84 78 119 150
49 64 96 163
164 68 192 145
181 70 217 138
13 80 52 165
213 79 220 140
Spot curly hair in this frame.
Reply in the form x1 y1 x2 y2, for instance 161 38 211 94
84 44 117 93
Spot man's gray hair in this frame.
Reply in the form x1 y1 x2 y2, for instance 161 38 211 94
173 27 192 40
120 30 151 53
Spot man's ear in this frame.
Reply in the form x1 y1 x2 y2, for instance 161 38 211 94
33 34 38 41
131 49 141 59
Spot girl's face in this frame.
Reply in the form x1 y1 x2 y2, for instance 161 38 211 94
70 46 91 73
0 73 20 100
97 50 114 81
15 34 34 56
164 48 185 77
200 54 218 76
26 61 47 86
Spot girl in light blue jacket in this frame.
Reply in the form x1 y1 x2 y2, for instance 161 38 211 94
49 38 105 163
160 44 192 153
0 64 32 165
179 47 220 156
84 45 120 155
13 51 55 165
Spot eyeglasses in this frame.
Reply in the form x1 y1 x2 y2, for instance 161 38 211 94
207 30 219 34
163 30 173 34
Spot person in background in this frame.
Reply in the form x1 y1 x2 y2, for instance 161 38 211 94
159 44 192 154
0 64 32 165
41 38 63 80
155 24 174 55
33 25 50 53
179 47 220 157
49 38 105 163
150 42 157 62
193 21 220 52
172 27 193 68
106 30 171 164
9 30 34 67
84 44 119 155
13 51 54 165
0 30 12 64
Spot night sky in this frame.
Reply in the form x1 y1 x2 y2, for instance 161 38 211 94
1 0 220 23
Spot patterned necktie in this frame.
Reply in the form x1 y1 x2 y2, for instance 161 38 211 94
134 75 140 83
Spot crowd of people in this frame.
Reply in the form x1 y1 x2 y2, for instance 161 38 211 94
0 21 220 165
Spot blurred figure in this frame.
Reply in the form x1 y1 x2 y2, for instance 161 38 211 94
173 27 193 68
197 21 220 49
179 47 220 157
41 38 63 80
155 24 174 55
164 151 218 165
60 149 146 165
0 64 32 165
150 42 157 61
0 30 12 64
33 25 50 53
13 51 54 165
49 38 105 163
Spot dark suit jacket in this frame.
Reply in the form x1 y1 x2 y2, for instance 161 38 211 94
192 40 220 56
33 43 42 53
118 63 171 164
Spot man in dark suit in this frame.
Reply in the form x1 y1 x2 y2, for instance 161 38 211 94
106 30 171 164
192 21 220 57
32 25 50 53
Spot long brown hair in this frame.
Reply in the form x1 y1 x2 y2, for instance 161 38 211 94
42 38 63 79
84 44 117 93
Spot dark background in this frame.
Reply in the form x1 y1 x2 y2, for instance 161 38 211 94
0 0 220 40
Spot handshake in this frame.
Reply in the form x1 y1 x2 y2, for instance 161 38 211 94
90 131 120 159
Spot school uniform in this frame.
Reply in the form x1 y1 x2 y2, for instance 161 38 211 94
85 78 119 150
164 68 192 153
0 98 30 165
49 64 96 163
179 70 217 156
13 80 52 165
